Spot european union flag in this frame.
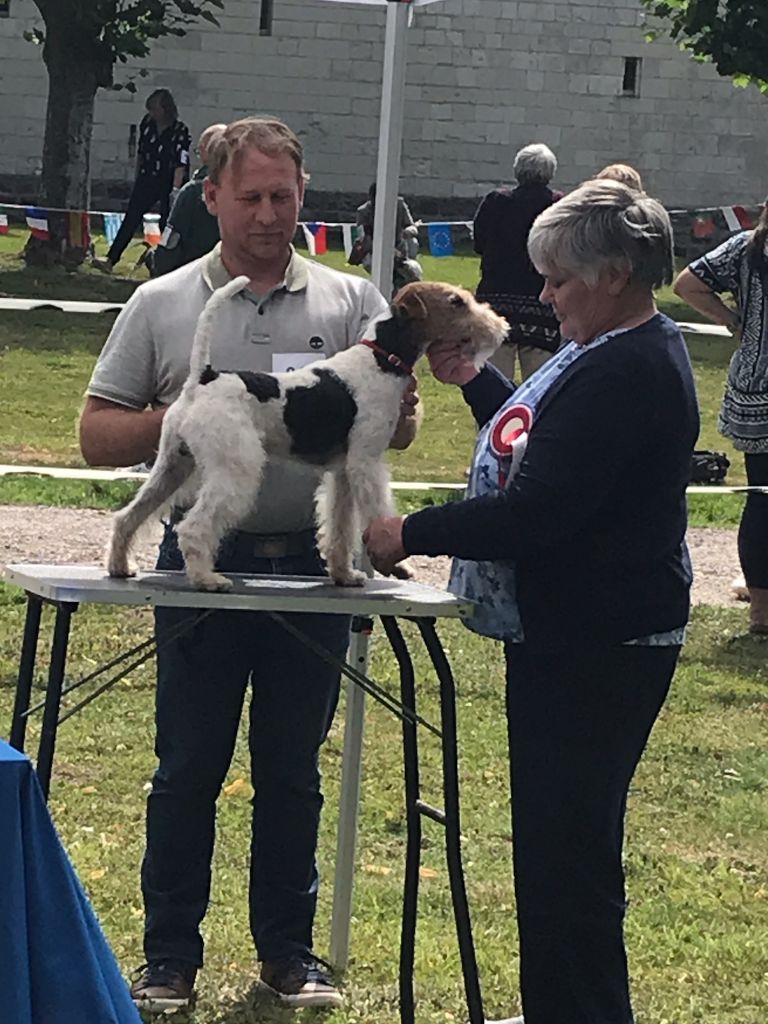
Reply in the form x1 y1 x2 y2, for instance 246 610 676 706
427 223 454 258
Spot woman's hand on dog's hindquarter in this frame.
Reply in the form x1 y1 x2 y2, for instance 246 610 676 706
363 516 407 576
427 341 480 386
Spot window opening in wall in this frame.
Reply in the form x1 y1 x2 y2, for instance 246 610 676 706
128 125 137 160
0 1 10 17
622 57 641 97
260 0 274 36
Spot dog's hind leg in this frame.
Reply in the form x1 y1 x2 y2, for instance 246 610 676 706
106 442 194 578
317 468 365 587
175 443 267 592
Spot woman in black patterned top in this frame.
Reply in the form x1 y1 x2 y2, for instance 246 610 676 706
95 89 191 272
674 203 768 632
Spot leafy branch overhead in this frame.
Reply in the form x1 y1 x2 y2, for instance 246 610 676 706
29 0 225 88
640 0 768 92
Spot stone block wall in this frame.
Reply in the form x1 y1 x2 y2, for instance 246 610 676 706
0 0 765 215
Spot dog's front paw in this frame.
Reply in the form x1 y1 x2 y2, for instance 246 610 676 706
390 558 415 581
106 556 137 579
187 570 233 592
331 568 367 587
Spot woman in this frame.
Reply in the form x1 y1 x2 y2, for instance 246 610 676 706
473 142 562 381
95 88 191 272
674 208 768 632
365 180 699 1024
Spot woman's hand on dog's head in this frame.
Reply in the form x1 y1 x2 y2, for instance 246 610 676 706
427 341 481 386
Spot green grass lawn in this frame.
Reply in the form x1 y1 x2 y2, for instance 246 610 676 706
0 585 765 1023
0 237 745 527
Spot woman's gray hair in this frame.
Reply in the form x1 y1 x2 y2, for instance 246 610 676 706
527 179 674 289
514 143 557 185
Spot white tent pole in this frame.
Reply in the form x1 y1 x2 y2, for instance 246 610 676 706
371 1 410 300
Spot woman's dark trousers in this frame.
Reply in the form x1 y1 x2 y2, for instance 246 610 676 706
505 642 679 1024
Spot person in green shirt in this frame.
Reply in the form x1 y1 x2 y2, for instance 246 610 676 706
152 123 225 277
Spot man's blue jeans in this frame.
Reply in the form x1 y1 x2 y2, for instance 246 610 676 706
141 525 350 967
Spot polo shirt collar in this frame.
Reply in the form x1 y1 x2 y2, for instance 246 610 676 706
202 243 309 296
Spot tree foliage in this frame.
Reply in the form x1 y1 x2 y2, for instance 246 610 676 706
29 0 224 90
640 0 768 92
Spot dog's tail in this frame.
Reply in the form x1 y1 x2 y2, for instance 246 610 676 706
186 275 250 388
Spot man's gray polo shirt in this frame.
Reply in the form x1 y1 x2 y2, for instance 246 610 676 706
88 245 389 533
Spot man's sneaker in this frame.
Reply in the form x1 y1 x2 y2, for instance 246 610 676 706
92 256 114 273
130 960 197 1014
259 954 343 1008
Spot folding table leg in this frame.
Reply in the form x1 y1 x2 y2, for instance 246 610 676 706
9 594 43 751
417 620 484 1024
36 601 77 801
330 617 372 970
380 616 421 1024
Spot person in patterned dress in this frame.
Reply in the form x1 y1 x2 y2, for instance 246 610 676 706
94 89 191 272
674 204 768 632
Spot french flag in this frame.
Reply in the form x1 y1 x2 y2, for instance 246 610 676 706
0 213 8 235
26 207 50 241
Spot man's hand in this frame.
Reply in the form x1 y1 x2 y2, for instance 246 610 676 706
363 516 407 576
427 340 480 386
389 375 423 450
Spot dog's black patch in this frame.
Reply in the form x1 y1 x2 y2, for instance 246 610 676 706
283 368 358 462
200 365 219 385
369 314 420 376
178 440 192 458
236 371 281 402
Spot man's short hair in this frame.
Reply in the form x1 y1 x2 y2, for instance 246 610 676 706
206 117 309 185
595 163 644 192
197 123 227 167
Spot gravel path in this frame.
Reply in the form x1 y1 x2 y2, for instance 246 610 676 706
0 504 743 608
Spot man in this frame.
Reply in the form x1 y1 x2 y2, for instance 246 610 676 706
94 88 191 273
152 123 225 277
80 117 420 1013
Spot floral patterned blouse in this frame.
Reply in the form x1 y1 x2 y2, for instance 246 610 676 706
688 231 768 453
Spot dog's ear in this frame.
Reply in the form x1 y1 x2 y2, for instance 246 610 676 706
448 292 467 307
393 290 428 321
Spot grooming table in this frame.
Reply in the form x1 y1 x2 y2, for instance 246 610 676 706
5 563 485 1024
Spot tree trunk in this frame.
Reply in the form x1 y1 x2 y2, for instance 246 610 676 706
24 4 112 268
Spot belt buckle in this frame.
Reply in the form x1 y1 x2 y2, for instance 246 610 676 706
256 537 288 558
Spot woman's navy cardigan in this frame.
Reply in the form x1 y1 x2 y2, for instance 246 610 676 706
402 314 700 647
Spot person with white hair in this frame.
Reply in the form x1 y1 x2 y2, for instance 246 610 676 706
473 142 562 381
365 179 699 1024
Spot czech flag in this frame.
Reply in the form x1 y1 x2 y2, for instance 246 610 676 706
307 222 328 256
0 213 8 235
25 208 50 241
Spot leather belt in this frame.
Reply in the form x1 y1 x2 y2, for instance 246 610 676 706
239 530 316 559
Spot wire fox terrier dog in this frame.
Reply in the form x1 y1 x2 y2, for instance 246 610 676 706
106 277 508 591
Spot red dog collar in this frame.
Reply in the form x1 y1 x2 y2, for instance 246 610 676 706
359 338 414 375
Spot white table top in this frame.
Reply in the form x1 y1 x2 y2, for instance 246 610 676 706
4 563 473 620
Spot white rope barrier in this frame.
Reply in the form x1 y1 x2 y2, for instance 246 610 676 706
0 464 765 495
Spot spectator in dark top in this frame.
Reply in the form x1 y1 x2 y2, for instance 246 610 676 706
152 123 225 277
94 89 191 273
364 179 698 1024
474 143 562 380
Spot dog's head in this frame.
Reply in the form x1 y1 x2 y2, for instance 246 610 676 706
390 281 509 368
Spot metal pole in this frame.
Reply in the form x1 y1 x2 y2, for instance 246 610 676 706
330 617 372 969
371 0 411 300
9 594 43 751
